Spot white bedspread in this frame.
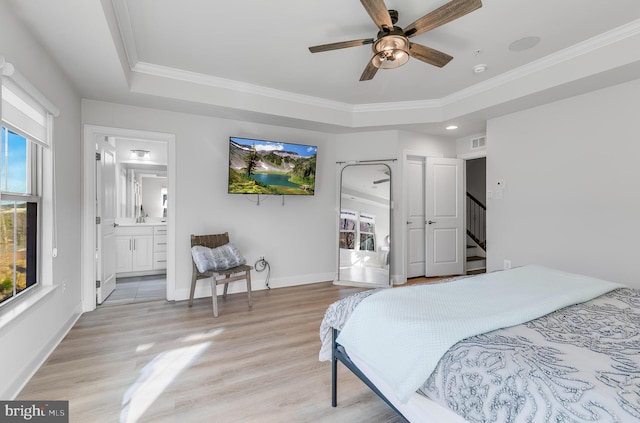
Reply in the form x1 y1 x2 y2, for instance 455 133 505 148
335 265 623 404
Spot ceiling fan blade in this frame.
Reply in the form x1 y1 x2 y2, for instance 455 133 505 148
360 60 378 81
373 178 390 184
309 38 374 53
409 43 453 67
360 0 393 31
404 0 482 38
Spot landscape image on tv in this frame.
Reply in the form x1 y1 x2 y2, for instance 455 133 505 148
228 137 317 195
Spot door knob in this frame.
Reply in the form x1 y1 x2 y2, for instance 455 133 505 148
427 220 436 224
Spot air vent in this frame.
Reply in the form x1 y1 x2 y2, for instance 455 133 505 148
471 136 486 149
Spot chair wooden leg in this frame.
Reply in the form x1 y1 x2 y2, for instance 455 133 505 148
211 278 219 318
246 270 253 308
223 276 230 300
189 271 197 307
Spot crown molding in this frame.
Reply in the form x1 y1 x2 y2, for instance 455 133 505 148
442 18 640 106
111 0 640 117
131 62 353 112
110 0 139 68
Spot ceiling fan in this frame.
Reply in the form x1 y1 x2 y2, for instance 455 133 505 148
308 0 482 81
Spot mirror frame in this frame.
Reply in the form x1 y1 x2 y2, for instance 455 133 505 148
335 162 392 288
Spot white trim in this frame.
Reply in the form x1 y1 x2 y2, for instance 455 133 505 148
107 6 640 116
110 0 139 68
1 300 82 399
443 19 640 106
132 61 353 112
82 125 176 311
458 149 487 160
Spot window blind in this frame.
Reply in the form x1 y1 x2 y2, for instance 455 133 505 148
1 58 59 148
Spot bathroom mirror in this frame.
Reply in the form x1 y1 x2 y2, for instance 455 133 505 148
336 163 392 287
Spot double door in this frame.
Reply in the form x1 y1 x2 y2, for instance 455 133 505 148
116 228 154 274
406 157 464 277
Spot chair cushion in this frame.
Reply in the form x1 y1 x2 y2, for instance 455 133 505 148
191 242 247 273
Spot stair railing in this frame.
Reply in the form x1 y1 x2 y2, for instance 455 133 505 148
466 192 486 251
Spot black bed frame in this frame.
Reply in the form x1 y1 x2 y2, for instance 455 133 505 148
331 328 409 421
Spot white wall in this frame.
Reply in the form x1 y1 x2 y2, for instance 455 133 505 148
0 2 83 398
486 79 640 288
456 132 486 158
82 100 338 298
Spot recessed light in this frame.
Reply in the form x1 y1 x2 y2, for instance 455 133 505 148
446 125 458 130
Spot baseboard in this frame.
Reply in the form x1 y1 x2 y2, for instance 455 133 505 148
174 271 336 302
3 303 83 399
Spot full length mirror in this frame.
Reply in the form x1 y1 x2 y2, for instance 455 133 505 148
336 163 391 287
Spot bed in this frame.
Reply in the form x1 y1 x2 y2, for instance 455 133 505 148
319 265 640 422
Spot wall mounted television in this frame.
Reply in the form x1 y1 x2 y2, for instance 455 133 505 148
228 137 317 195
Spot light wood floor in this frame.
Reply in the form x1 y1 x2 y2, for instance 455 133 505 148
19 281 426 423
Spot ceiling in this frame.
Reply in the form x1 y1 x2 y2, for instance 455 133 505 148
342 163 391 203
115 137 167 174
6 0 640 137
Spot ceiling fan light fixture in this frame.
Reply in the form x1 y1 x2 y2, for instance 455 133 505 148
371 35 409 69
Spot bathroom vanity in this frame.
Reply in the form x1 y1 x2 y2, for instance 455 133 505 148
115 223 167 276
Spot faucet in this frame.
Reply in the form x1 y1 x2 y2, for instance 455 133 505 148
137 205 145 223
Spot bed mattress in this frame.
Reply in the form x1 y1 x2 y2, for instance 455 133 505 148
321 267 640 422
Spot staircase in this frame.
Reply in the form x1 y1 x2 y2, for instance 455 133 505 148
466 244 486 274
466 192 486 274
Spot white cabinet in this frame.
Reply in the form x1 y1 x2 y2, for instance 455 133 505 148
153 225 168 270
115 226 154 274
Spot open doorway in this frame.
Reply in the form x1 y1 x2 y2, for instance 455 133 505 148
81 125 176 312
464 157 486 274
100 137 169 306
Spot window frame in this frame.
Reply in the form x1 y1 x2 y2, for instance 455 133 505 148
339 209 376 252
0 124 43 307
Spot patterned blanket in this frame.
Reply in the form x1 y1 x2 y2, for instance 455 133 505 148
319 270 640 422
420 287 640 422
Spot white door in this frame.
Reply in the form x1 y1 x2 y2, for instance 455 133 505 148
425 158 464 277
406 157 426 277
97 140 117 304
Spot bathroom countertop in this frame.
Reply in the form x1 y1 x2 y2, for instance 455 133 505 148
115 222 166 227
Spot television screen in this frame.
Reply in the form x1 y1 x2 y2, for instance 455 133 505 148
228 137 317 195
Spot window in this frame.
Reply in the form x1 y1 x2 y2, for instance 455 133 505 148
0 127 40 305
358 213 376 252
339 210 357 250
339 210 376 251
0 65 54 308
